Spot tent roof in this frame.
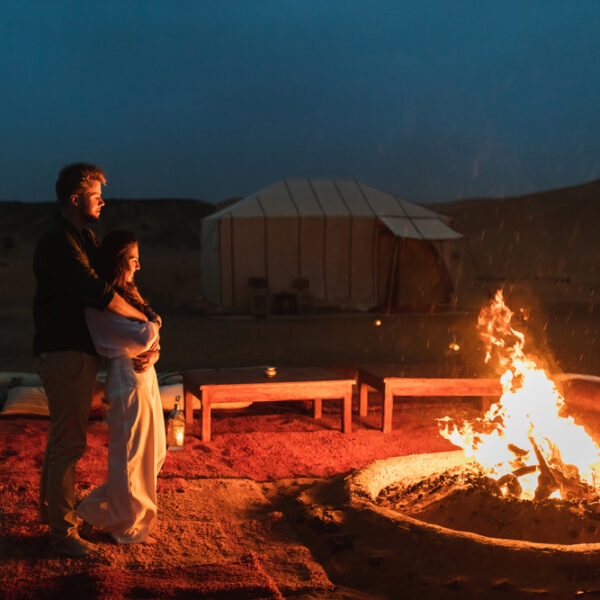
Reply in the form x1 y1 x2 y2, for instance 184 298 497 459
206 179 462 240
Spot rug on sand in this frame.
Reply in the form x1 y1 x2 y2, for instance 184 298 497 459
5 556 283 600
0 398 519 599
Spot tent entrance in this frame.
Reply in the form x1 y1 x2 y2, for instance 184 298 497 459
377 228 453 312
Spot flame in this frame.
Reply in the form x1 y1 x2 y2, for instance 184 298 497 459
175 428 184 446
438 289 600 500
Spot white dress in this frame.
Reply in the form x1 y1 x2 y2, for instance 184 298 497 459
77 308 166 544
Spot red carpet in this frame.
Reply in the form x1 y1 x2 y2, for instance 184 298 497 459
0 397 513 599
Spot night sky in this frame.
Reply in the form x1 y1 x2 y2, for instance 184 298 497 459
2 1 599 204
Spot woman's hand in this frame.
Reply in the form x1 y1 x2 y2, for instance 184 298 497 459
133 340 160 373
133 348 160 373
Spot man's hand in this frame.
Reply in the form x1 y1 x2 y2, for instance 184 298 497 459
106 292 148 322
133 341 160 373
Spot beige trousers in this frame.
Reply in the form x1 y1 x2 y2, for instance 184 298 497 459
36 351 100 541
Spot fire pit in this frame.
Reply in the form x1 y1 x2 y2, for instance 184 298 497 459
343 451 600 594
377 458 600 545
336 291 600 594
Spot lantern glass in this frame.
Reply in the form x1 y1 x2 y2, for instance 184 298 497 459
167 396 185 450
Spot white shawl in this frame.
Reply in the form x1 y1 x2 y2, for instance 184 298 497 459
84 308 159 359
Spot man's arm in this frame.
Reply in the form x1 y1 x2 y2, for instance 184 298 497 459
105 292 148 322
56 231 115 311
51 229 149 322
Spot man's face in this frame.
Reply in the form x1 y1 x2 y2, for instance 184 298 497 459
74 180 104 223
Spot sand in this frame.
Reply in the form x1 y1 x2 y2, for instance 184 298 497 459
1 399 475 599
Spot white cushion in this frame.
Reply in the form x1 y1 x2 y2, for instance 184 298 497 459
0 372 43 387
157 372 183 386
0 380 252 416
159 383 252 411
1 386 49 416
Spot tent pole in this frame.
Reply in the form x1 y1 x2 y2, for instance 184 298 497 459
385 239 399 315
449 239 464 308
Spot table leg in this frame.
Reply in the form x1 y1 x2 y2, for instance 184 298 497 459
342 386 352 433
184 384 194 426
313 399 322 420
480 396 495 413
382 387 393 433
359 382 368 417
201 393 212 442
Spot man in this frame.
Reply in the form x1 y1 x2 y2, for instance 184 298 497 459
33 163 155 557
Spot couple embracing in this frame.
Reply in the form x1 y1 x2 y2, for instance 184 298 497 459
33 163 165 556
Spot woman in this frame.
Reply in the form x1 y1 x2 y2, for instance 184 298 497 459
77 231 165 544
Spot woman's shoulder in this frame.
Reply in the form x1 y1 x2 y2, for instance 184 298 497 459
85 307 123 322
85 308 154 330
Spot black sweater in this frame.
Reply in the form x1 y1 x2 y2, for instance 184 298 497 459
33 215 114 356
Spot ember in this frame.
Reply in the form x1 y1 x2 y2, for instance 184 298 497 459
438 290 600 501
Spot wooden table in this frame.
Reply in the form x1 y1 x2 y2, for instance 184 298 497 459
182 367 355 442
357 364 502 434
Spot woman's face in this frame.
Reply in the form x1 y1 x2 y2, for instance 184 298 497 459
123 243 140 283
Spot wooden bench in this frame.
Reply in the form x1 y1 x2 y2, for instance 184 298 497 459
357 364 502 433
182 367 355 442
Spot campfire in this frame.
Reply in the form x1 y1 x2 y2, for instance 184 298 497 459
332 294 600 593
438 289 600 502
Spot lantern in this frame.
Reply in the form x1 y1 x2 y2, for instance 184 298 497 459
166 395 185 450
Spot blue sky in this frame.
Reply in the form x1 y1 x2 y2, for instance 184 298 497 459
1 1 599 203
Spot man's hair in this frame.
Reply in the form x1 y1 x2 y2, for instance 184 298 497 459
55 163 106 206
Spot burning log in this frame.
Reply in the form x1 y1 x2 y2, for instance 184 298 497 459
507 444 528 458
496 466 536 498
529 437 559 501
551 461 596 502
512 465 537 478
495 473 522 498
507 444 532 475
529 437 596 502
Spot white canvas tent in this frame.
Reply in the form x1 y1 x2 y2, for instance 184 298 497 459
201 179 462 312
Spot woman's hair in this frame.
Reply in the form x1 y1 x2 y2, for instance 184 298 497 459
97 230 157 320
